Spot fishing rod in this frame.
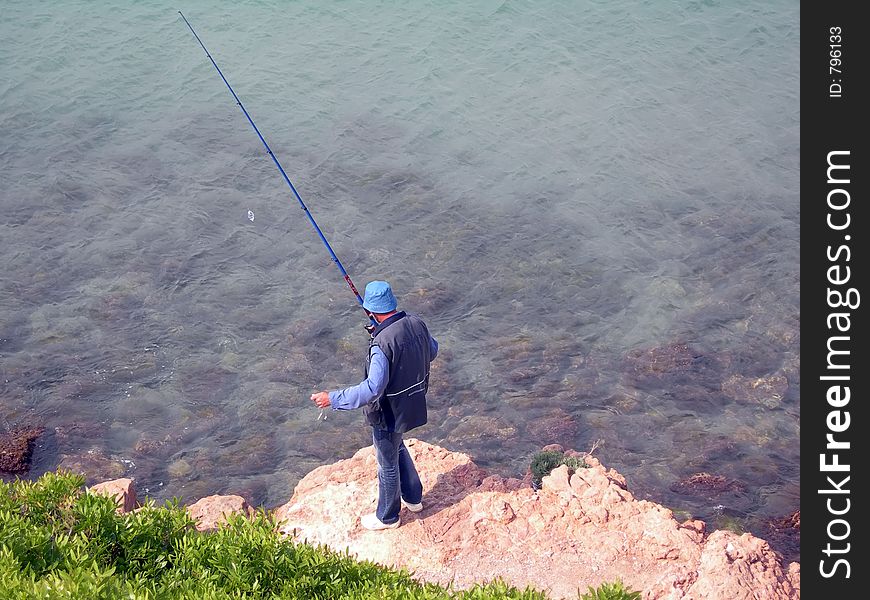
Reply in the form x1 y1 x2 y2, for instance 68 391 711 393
178 11 377 330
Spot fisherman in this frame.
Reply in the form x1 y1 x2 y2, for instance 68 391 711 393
311 281 439 530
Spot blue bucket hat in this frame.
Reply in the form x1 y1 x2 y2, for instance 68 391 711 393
362 280 398 313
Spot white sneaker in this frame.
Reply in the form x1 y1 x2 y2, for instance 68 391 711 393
402 499 423 513
360 513 400 530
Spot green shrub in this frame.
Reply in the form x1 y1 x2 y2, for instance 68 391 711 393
0 471 637 599
580 580 642 600
561 455 586 471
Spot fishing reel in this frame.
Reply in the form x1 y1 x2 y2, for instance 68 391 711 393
364 311 378 336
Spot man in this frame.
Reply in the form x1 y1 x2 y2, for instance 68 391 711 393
311 280 438 530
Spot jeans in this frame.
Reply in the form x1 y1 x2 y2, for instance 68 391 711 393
371 427 423 524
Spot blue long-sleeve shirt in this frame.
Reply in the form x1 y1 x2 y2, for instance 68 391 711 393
329 337 438 410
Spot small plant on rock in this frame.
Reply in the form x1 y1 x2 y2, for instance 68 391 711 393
579 580 642 600
561 455 586 471
529 449 588 489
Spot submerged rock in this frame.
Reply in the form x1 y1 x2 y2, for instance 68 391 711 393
57 447 127 484
425 348 457 398
670 472 746 499
718 332 787 379
133 433 177 458
623 342 722 395
447 416 517 445
489 335 544 368
626 342 699 376
178 364 239 406
721 373 788 409
507 364 556 384
54 421 108 444
525 408 579 447
167 459 193 479
401 286 455 315
762 509 800 564
0 426 44 473
769 509 800 531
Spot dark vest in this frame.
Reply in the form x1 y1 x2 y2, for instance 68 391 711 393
363 311 432 433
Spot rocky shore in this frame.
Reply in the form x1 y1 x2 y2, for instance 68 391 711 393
73 439 798 600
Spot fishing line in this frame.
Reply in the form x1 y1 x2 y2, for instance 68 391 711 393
178 11 377 330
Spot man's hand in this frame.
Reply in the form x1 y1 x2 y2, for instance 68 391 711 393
311 391 331 409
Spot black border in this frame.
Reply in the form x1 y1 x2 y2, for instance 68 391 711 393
802 3 866 595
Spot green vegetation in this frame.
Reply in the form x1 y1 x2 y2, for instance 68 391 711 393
712 511 746 535
667 507 694 524
529 450 588 489
579 580 641 600
0 471 640 599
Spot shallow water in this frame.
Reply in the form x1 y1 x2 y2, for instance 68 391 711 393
1 0 799 560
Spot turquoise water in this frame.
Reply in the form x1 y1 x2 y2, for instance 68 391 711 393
2 1 799 559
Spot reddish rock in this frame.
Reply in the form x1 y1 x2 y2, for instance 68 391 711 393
186 495 254 532
89 478 138 513
273 439 799 599
681 531 800 599
1 426 44 473
542 464 572 494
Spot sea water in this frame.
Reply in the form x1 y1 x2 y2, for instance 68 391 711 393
1 0 799 560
